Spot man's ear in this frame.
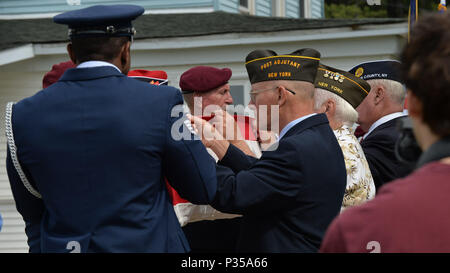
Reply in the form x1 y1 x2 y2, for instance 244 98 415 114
67 43 77 64
120 41 131 68
373 85 385 105
278 86 287 107
325 99 336 116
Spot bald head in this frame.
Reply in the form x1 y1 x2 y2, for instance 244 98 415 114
280 80 315 100
251 80 314 102
250 79 316 133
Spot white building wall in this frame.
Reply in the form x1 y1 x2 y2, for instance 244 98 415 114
255 0 271 16
216 0 239 13
285 0 299 18
310 0 324 18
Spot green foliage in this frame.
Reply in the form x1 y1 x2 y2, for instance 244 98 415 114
325 3 387 18
325 0 441 19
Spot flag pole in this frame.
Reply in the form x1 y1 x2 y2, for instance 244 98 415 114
408 0 418 43
438 0 447 12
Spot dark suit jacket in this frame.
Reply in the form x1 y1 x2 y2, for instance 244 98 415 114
361 117 415 190
6 66 217 253
211 114 347 253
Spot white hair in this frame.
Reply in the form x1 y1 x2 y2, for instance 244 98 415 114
367 79 406 106
314 88 359 126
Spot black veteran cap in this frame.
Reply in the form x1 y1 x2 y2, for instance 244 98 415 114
349 60 402 83
315 64 370 109
53 5 144 39
245 48 321 84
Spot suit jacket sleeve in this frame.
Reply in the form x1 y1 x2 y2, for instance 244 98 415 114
218 143 258 173
361 140 387 189
6 147 44 253
211 140 301 215
163 90 217 205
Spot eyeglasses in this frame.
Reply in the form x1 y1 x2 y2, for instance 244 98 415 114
249 86 296 103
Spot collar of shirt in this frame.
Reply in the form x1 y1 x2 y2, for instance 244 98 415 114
363 112 407 139
278 113 317 141
77 61 121 73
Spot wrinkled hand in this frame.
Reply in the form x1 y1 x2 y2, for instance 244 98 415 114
209 111 255 157
257 129 278 151
187 114 224 148
188 114 230 160
209 110 243 142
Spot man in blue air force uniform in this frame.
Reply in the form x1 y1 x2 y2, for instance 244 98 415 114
5 5 216 253
191 49 347 252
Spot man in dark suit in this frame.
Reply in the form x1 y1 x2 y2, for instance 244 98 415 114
5 5 217 253
190 49 347 252
349 61 415 190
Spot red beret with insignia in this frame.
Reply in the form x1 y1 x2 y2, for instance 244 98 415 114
42 61 76 88
128 69 168 85
179 66 232 94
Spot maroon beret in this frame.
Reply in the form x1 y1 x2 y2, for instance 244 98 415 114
179 66 232 94
42 61 76 88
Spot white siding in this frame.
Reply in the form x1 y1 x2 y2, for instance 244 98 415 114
285 0 299 18
217 0 239 13
0 142 10 199
0 200 27 253
255 0 271 16
310 0 323 18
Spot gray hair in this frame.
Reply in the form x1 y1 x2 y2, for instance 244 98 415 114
182 93 194 113
367 79 406 106
314 88 359 126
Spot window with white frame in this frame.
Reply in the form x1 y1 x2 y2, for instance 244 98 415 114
239 0 249 8
239 0 249 14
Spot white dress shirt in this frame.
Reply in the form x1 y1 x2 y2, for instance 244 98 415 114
278 113 317 141
77 61 121 73
363 112 407 140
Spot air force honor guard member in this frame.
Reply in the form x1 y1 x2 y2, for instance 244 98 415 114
190 49 347 252
5 5 217 253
